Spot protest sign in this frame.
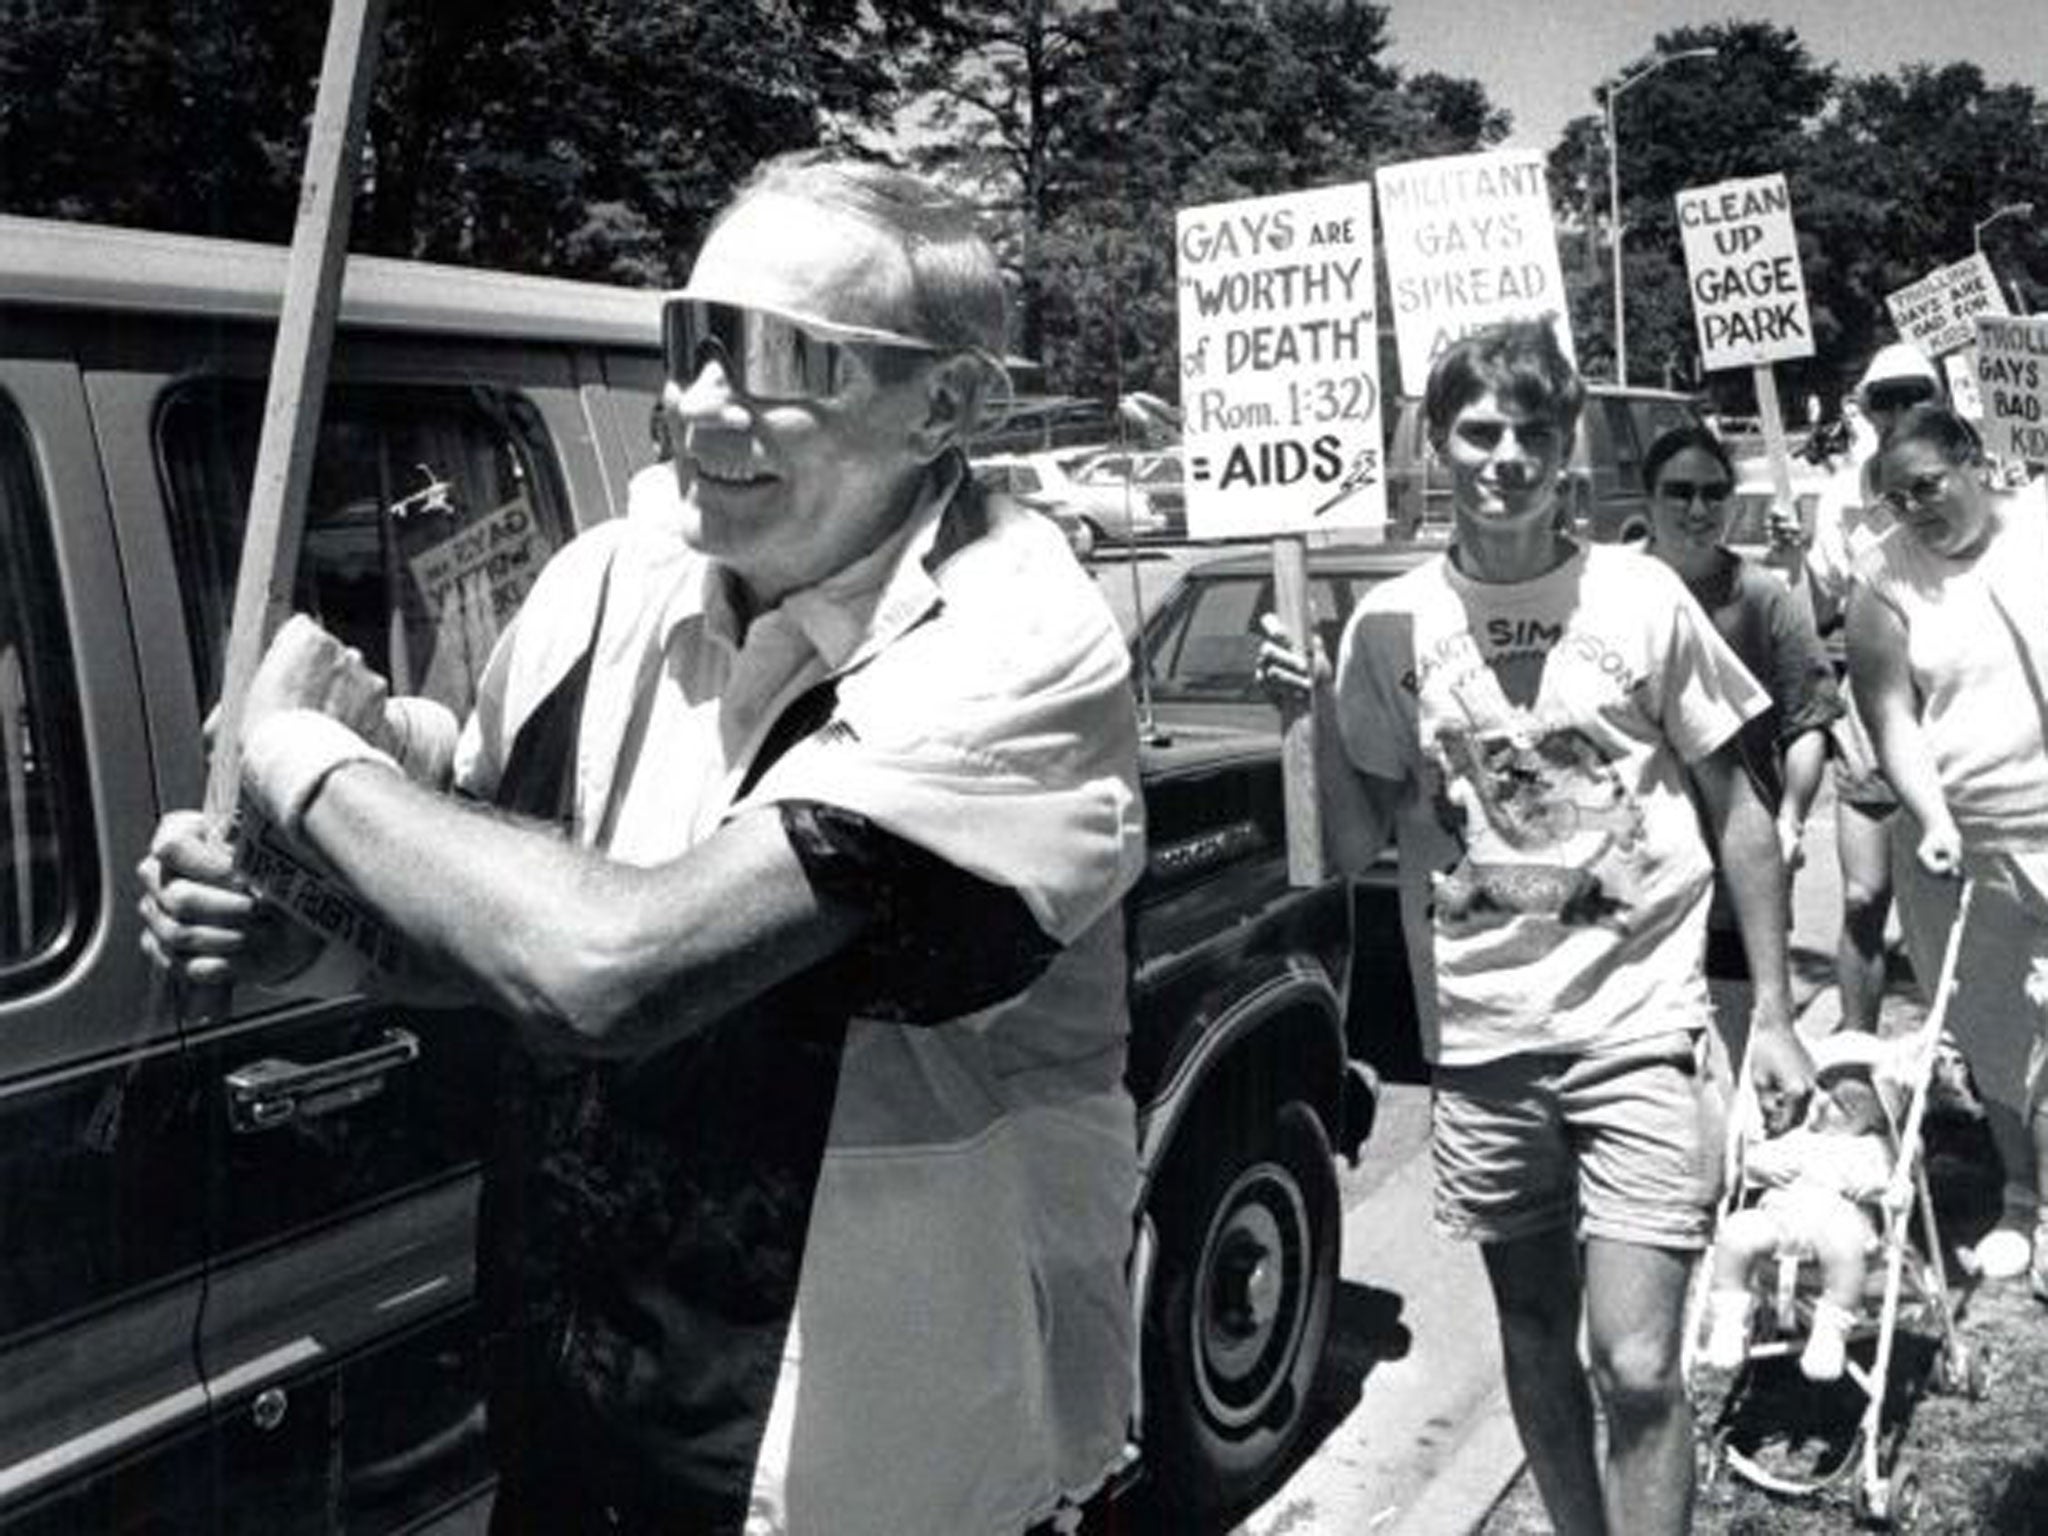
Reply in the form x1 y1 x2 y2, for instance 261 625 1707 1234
1176 182 1385 540
1374 148 1572 395
407 493 546 625
1975 315 2048 461
1677 173 1813 567
1886 253 2009 358
1675 174 1814 370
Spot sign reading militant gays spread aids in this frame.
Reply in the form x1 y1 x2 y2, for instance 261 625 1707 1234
1374 148 1572 394
1176 182 1386 539
1675 173 1814 370
1975 315 2048 462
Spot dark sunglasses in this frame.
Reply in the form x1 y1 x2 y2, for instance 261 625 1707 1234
661 295 942 404
1656 478 1733 506
1881 468 1958 512
1863 382 1936 413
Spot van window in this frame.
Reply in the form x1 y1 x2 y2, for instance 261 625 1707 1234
0 399 95 991
157 383 572 719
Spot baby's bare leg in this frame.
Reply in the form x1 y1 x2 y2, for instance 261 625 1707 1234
1807 1199 1872 1311
1709 1207 1783 1291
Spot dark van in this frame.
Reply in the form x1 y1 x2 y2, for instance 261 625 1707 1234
0 217 1374 1531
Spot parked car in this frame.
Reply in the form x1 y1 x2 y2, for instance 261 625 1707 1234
0 216 1374 1532
1132 543 1436 1086
968 457 1097 558
969 448 1170 544
1073 446 1187 539
1386 384 1706 544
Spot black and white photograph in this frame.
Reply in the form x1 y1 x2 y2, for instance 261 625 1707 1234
3 1 2047 1531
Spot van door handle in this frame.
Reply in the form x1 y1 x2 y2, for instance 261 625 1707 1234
224 1026 422 1133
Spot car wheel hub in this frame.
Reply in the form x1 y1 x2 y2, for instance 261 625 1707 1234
1192 1162 1310 1432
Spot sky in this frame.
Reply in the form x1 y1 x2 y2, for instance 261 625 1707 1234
1379 0 2048 151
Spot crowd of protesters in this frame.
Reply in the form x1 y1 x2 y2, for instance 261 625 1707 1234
134 141 2048 1535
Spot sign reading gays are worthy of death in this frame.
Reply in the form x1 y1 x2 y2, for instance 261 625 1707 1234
1975 315 2048 462
1176 182 1385 539
1374 148 1572 395
1676 174 1814 370
1887 253 2009 359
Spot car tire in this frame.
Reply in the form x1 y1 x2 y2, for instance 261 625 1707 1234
1067 519 1097 561
1143 1097 1339 1524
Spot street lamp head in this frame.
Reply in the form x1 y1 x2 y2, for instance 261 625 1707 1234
1974 200 2037 251
1604 44 1718 384
1605 45 1720 103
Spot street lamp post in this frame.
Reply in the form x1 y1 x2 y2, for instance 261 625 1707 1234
1975 200 2035 311
1604 46 1717 384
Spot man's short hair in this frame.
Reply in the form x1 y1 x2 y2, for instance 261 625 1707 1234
1423 317 1584 453
720 151 1007 364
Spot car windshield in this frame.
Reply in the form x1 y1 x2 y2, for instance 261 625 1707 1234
1141 572 1351 701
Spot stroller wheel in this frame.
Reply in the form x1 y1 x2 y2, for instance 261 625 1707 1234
1886 1460 1923 1531
1937 1340 1987 1400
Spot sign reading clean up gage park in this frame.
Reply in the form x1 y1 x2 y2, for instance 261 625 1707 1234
1676 174 1814 370
1974 315 2048 461
1887 253 2009 358
1374 148 1572 394
1176 182 1385 539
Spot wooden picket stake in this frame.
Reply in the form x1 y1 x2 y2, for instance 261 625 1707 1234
191 0 388 1017
1273 536 1325 886
1753 363 1803 572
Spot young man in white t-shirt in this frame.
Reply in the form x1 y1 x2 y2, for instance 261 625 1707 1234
1261 319 1814 1535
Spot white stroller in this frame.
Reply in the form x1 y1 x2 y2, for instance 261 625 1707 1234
1685 882 1984 1530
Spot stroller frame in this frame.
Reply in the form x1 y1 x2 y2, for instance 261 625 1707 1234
1685 881 1984 1529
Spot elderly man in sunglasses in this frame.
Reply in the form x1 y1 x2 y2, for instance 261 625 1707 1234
138 152 1145 1536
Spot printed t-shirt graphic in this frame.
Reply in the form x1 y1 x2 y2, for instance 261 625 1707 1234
1335 544 1767 1066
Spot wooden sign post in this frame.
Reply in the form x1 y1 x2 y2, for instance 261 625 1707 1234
191 0 388 1016
1175 183 1387 886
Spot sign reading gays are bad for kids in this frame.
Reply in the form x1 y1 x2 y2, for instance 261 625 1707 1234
1176 184 1385 539
1676 174 1814 370
1887 253 2009 359
1374 148 1573 395
1975 315 2048 462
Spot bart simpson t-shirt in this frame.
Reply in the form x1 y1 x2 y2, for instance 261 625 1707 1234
1336 542 1766 1067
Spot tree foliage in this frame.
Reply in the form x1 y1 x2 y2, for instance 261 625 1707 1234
1548 22 2045 403
0 0 936 282
1008 0 1508 397
4 3 2041 410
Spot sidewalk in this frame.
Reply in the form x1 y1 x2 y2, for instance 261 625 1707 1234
1397 785 1885 1535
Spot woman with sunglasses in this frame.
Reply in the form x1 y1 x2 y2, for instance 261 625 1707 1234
1641 424 1841 1085
1849 402 2048 1295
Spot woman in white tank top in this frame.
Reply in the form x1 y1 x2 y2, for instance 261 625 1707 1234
1848 402 2048 1296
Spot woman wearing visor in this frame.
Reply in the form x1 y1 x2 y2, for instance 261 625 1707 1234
1786 346 1947 1040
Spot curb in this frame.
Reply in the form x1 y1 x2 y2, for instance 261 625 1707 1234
1390 1383 1523 1535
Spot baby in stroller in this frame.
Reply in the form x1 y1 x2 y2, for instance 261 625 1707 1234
1701 1046 1902 1381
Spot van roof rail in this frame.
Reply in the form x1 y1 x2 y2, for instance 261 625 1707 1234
0 214 664 348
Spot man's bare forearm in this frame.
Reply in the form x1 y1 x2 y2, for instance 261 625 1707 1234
295 760 861 1057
